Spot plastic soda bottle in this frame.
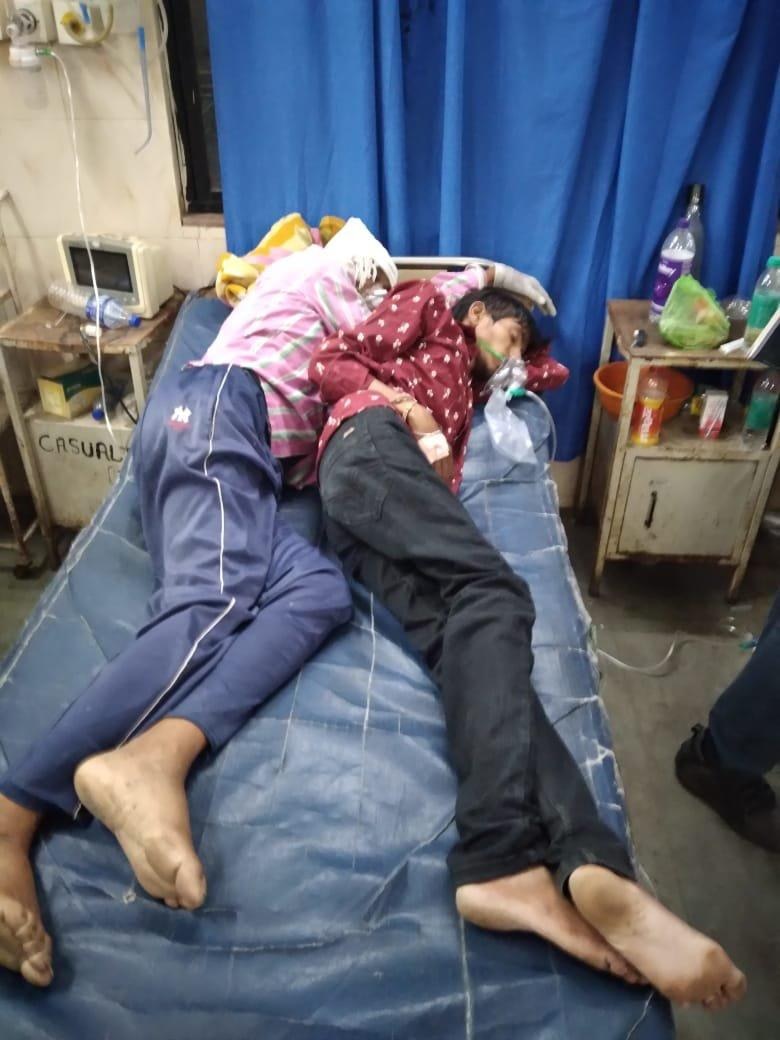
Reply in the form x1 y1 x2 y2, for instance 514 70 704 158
631 368 669 446
47 281 141 329
742 370 780 449
745 257 780 346
649 219 695 322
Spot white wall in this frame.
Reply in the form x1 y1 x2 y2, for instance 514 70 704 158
0 7 226 311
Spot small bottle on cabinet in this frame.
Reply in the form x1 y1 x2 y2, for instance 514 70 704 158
47 281 141 329
745 258 780 346
742 370 780 449
631 368 669 446
649 219 695 323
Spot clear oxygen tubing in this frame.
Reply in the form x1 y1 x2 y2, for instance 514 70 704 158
36 46 114 438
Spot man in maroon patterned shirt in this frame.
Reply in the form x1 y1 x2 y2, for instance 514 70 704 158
310 272 745 1011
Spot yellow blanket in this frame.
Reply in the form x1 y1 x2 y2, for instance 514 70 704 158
215 213 345 307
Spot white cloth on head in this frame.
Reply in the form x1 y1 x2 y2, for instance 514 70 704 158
324 217 398 291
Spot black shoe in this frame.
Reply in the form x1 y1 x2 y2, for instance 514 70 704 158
675 725 780 853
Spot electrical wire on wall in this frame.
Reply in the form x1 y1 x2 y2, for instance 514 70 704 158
155 0 169 55
0 190 21 314
38 46 114 441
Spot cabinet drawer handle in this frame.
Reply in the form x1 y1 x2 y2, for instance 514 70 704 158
644 490 658 529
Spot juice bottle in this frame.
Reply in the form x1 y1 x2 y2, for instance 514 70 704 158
631 368 669 446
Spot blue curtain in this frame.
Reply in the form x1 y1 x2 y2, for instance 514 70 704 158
207 0 780 460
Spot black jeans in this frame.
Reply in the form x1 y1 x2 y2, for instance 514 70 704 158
320 408 634 890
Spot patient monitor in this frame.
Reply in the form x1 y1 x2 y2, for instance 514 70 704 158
57 234 173 319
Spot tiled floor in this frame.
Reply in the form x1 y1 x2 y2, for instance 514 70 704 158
564 517 779 1040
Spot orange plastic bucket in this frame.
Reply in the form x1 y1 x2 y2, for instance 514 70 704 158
594 361 694 422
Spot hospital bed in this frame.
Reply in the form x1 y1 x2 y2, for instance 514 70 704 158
0 267 674 1039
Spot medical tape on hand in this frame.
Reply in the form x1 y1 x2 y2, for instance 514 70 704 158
417 430 451 463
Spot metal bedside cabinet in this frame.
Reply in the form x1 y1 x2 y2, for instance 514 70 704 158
578 300 780 601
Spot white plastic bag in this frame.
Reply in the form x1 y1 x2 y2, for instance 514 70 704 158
484 389 536 464
486 358 528 395
484 359 536 464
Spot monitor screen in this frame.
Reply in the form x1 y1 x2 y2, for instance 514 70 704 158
71 246 133 294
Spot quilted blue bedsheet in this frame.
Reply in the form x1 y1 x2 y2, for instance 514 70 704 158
0 295 673 1039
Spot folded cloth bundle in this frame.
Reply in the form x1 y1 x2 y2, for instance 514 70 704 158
215 213 346 307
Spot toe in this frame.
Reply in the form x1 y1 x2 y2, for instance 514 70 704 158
20 952 53 987
18 914 35 938
176 859 206 911
146 837 205 910
21 920 46 952
602 948 640 984
724 972 747 1002
703 993 727 1011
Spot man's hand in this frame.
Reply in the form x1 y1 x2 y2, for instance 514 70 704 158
431 450 454 484
492 263 556 316
408 405 454 483
407 403 440 438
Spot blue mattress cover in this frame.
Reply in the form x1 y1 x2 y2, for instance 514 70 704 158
0 296 673 1039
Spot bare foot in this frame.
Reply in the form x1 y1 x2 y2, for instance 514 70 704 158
569 865 746 1008
74 741 206 910
456 866 645 985
0 797 52 986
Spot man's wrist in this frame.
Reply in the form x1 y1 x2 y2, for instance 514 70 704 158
390 394 417 423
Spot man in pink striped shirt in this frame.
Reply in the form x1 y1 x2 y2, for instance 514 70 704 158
0 222 405 984
195 239 382 486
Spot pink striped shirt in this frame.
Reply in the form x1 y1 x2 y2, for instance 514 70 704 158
196 248 369 486
196 247 485 486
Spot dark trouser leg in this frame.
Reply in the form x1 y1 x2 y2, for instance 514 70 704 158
530 696 633 889
320 409 632 887
708 591 780 775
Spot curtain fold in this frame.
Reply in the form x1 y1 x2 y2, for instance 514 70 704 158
206 0 391 248
207 0 780 459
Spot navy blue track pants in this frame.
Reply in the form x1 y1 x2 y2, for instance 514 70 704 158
0 364 352 816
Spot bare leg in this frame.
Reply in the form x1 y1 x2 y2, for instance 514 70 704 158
0 795 52 986
456 867 645 985
74 719 207 910
568 865 746 1008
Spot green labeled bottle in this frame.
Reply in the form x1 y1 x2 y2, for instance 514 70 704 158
745 257 780 345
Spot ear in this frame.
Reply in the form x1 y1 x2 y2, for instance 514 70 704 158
465 301 486 326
